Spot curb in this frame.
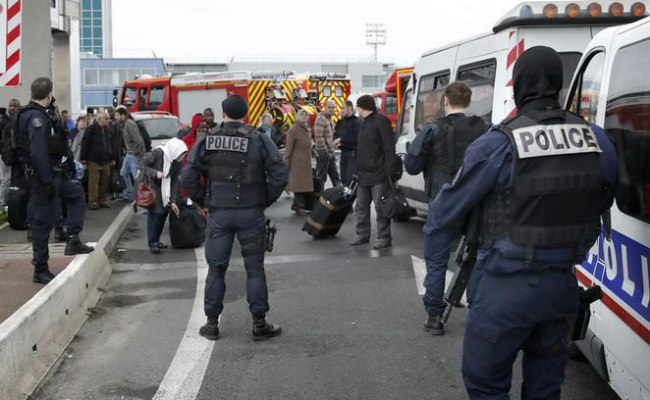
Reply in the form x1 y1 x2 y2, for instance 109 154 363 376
0 204 134 400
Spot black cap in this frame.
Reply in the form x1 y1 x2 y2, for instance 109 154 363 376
222 94 248 120
356 94 377 112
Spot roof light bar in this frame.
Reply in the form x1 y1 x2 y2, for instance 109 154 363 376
632 2 647 15
610 2 625 15
588 2 603 16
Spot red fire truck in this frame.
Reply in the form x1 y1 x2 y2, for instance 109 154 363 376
373 67 414 130
120 71 351 129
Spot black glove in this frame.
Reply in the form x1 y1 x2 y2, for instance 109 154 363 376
45 183 56 200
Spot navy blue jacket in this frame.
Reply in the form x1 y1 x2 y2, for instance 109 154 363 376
335 114 362 151
19 103 57 185
424 117 618 275
182 121 288 208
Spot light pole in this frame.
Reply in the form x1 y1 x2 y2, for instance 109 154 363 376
365 23 387 62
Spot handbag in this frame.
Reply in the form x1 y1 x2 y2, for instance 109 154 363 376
378 179 416 220
135 176 156 209
169 201 206 248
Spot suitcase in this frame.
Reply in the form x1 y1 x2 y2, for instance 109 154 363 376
304 174 323 211
7 185 29 230
303 179 357 239
169 202 206 249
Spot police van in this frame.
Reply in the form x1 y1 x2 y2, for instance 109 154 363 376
396 1 648 213
565 15 650 400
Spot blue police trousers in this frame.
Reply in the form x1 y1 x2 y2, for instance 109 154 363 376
462 268 580 400
204 206 269 318
28 176 85 271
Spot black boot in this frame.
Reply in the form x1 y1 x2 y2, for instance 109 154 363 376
199 316 219 340
64 235 94 256
55 225 67 243
33 267 55 284
252 315 282 341
424 314 445 336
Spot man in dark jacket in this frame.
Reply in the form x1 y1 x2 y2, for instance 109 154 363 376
334 100 362 186
81 111 116 209
351 95 398 249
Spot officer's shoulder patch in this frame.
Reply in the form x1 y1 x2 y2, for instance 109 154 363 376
32 117 43 128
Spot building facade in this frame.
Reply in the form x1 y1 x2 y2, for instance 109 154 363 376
80 0 112 58
81 58 164 109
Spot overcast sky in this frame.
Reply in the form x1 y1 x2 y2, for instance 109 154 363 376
112 0 525 65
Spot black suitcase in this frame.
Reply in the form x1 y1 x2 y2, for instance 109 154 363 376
7 185 29 230
169 203 206 248
304 174 323 211
303 179 357 239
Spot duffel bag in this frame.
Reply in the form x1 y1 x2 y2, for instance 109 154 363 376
168 202 206 249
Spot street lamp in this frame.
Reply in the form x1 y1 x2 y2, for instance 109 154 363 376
365 23 387 62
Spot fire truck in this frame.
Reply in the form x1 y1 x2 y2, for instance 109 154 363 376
120 71 350 130
373 67 414 130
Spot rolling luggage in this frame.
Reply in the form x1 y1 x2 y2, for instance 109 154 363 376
7 185 29 230
303 178 357 239
304 173 323 212
169 201 206 249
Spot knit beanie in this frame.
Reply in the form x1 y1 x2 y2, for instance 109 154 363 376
356 94 377 112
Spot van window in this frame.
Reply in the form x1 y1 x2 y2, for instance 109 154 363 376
148 86 165 109
385 95 398 115
457 60 496 122
415 71 450 133
398 89 413 137
569 51 605 123
605 39 650 222
323 86 332 97
559 52 582 105
335 86 344 97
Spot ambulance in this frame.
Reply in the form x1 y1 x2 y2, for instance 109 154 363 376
565 15 650 400
120 71 350 129
396 1 648 213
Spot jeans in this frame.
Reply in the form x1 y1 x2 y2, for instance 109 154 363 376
354 183 391 241
0 161 10 205
120 154 139 200
339 150 356 187
147 209 169 247
423 229 454 317
315 149 341 187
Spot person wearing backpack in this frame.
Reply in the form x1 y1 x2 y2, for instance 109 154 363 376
17 78 94 284
0 98 20 208
404 81 489 336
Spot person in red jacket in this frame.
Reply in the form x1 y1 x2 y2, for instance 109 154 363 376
182 114 208 161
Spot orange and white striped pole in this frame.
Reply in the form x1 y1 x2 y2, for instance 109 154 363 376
504 30 524 119
0 0 21 86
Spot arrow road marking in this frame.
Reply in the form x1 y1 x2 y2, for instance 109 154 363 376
153 247 214 400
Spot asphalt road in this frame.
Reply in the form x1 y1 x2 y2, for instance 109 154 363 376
34 194 619 400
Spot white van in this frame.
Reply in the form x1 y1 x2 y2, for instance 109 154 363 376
396 1 648 214
565 16 650 400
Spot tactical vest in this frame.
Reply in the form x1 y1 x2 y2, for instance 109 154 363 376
481 109 605 261
425 115 487 199
15 106 67 167
204 124 267 207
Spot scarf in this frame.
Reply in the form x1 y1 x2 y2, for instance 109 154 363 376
158 138 188 207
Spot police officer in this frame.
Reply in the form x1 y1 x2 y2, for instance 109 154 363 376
424 47 618 398
404 81 489 335
19 78 94 284
182 94 288 341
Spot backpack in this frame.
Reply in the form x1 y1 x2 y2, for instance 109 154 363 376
1 113 20 166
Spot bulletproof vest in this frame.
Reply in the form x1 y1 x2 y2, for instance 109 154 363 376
481 109 605 261
46 114 68 160
204 124 266 207
425 115 487 199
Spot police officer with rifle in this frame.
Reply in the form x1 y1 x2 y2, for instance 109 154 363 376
17 77 94 284
423 47 618 398
182 94 288 341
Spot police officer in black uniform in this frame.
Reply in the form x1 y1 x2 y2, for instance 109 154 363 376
405 81 489 336
424 47 618 398
18 78 94 284
182 94 288 341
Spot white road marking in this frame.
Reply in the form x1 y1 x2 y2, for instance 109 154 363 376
152 247 214 400
410 255 466 304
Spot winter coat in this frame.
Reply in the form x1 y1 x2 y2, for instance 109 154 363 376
284 122 314 193
123 119 145 157
355 111 398 186
80 122 115 165
139 148 182 214
335 114 362 151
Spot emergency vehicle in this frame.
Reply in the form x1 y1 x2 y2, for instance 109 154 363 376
396 0 647 213
373 67 414 130
120 72 350 130
566 15 650 400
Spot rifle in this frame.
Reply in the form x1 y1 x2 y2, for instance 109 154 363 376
572 285 602 341
441 209 481 323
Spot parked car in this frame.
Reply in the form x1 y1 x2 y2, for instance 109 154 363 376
131 111 181 148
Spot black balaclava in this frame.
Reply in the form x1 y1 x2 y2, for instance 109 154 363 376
513 46 563 110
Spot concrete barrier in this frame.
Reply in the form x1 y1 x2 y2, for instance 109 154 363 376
0 204 134 399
